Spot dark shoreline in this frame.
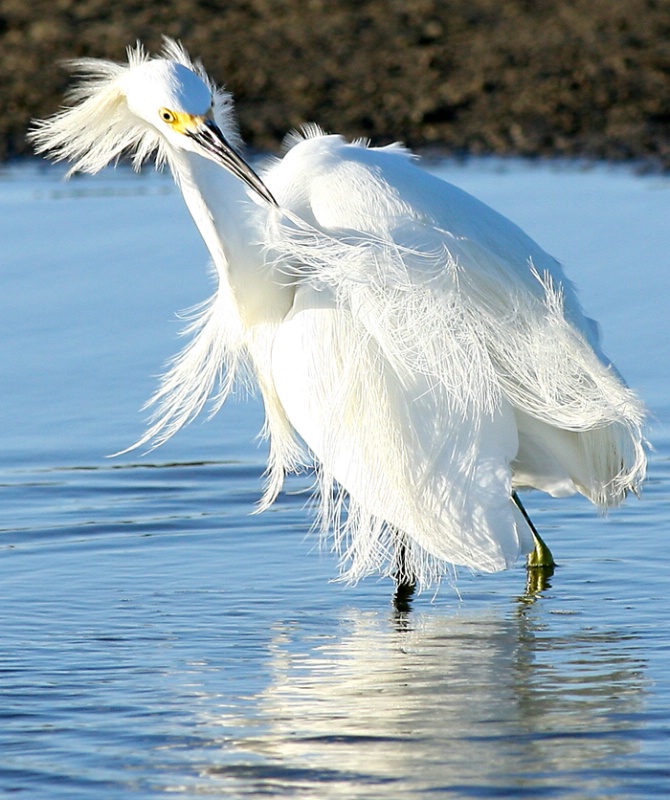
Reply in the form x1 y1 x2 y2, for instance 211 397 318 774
2 1 669 168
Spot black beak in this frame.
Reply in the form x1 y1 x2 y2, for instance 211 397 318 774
187 120 278 207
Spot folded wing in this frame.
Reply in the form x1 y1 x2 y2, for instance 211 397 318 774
262 132 646 584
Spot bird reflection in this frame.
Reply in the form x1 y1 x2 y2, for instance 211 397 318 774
204 605 648 796
523 561 555 598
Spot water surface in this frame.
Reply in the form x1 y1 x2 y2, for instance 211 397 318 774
1 160 669 798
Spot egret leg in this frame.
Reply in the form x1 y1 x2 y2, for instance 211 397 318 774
512 491 556 570
393 580 416 613
393 530 416 612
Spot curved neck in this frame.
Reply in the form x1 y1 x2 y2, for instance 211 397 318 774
169 150 293 327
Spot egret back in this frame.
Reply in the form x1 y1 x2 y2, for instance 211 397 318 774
258 131 645 582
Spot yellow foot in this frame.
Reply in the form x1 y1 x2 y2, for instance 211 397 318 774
527 528 556 570
524 529 556 595
512 491 556 596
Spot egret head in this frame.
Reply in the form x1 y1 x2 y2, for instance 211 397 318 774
30 39 276 205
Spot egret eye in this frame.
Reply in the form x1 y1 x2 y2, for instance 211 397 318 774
159 108 176 123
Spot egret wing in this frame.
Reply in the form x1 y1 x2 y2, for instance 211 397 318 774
265 134 645 516
270 282 534 583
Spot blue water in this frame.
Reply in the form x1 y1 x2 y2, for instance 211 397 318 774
1 160 669 798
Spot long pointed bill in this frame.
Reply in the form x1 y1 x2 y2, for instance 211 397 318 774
187 120 278 207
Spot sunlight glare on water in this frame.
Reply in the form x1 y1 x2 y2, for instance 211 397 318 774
1 160 669 799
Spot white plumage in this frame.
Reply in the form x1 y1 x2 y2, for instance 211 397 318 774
31 40 646 589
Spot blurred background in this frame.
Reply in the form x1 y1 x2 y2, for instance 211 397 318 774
2 0 670 166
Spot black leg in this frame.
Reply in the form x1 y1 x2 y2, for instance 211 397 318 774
393 530 416 612
513 491 555 594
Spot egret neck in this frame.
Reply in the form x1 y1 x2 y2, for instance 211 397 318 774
170 146 294 329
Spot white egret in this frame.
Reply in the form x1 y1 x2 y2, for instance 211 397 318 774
31 40 646 593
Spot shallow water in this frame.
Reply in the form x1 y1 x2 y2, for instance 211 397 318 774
1 160 669 798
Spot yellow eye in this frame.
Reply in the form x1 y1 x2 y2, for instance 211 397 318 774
159 108 176 123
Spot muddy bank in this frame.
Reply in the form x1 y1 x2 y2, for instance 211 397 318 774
2 0 669 166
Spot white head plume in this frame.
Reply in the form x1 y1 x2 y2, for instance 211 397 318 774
29 38 240 176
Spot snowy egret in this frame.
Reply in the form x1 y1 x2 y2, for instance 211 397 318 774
31 40 646 594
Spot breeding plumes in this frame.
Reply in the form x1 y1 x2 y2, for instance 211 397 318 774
31 39 647 594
